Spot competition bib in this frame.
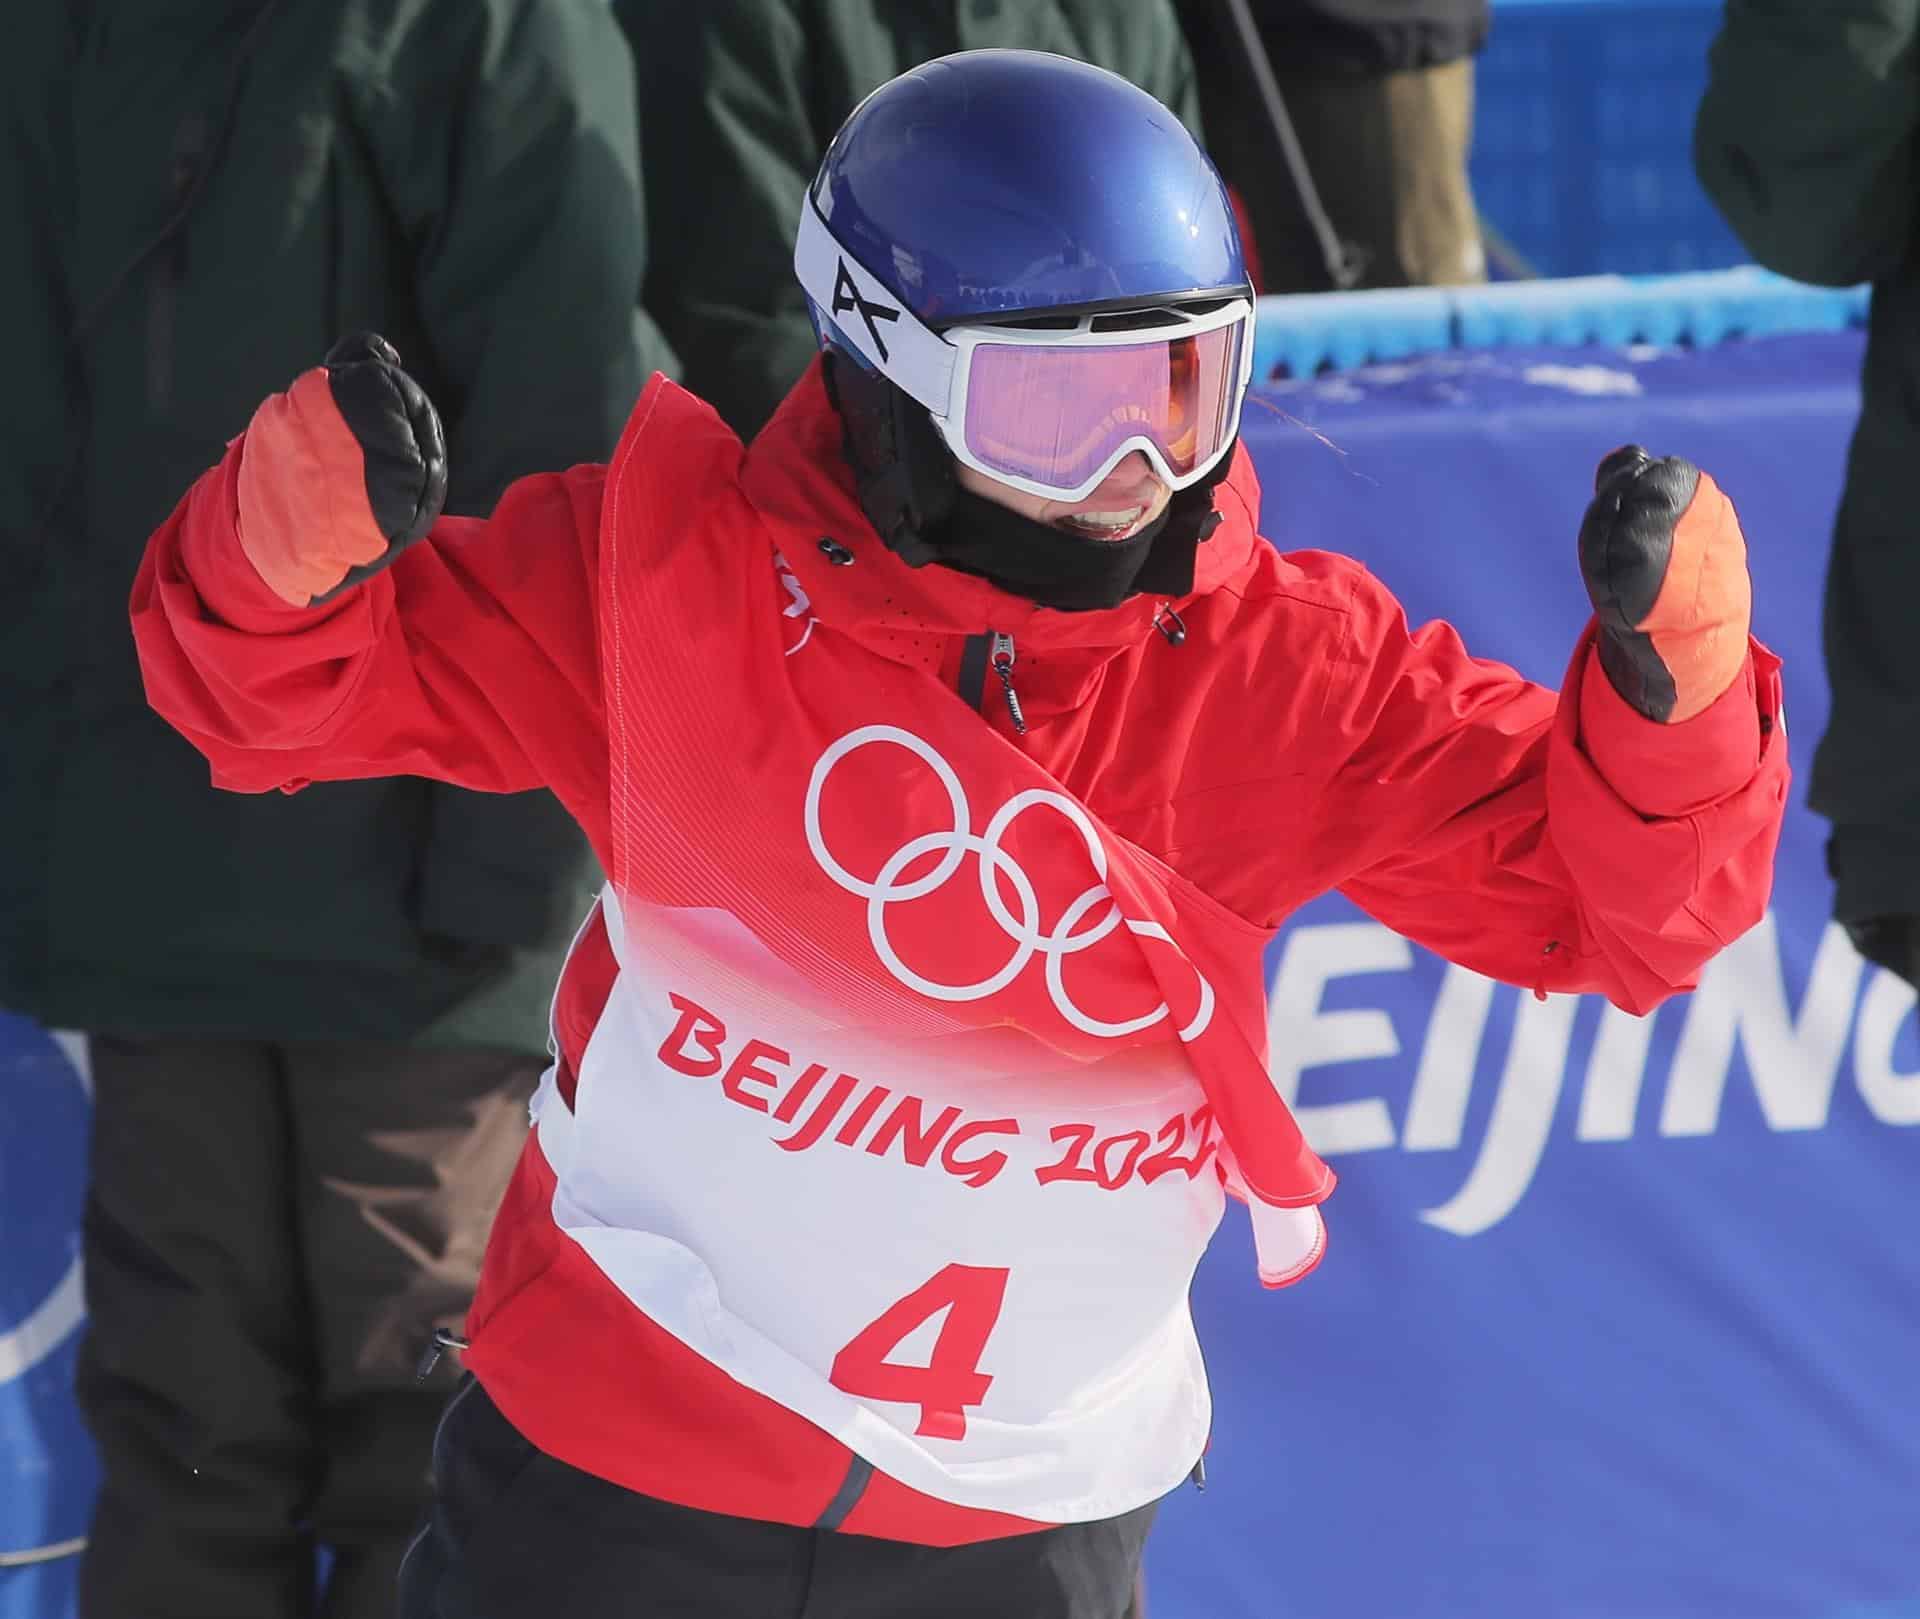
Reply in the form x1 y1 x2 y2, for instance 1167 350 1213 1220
532 378 1331 1518
539 880 1223 1519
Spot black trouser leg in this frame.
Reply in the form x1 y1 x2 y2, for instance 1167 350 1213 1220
398 1379 818 1619
399 1378 1157 1619
1190 29 1483 293
76 1036 319 1619
74 1035 540 1619
806 1481 1155 1619
285 1041 542 1619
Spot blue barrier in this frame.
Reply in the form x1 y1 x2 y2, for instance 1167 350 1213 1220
6 328 1915 1619
1473 0 1745 276
0 1020 94 1619
1252 268 1871 380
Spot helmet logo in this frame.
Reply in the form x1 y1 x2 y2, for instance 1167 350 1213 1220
832 258 901 363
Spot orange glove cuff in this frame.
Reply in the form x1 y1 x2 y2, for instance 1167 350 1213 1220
1632 469 1753 723
235 368 390 607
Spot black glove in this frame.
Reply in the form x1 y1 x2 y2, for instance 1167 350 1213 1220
1577 445 1751 723
234 332 448 607
312 333 448 603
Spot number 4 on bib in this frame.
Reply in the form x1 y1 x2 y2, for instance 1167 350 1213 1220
830 1264 1010 1441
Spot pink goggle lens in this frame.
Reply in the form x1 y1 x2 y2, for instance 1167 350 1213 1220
960 320 1244 494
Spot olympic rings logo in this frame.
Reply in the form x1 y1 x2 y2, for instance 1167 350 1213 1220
803 726 1214 1042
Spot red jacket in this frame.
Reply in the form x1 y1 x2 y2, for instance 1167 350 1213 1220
132 361 1787 1543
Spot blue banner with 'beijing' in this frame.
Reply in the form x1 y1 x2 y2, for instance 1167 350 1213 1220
1151 331 1920 1619
4 331 1916 1619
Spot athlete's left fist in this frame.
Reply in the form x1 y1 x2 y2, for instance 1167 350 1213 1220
1577 445 1752 724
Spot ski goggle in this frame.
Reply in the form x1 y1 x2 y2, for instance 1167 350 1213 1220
796 196 1254 503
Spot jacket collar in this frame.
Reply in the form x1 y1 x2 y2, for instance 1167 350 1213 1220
737 359 1263 668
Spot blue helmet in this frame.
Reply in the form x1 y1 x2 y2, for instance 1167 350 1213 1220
795 50 1252 603
800 49 1249 330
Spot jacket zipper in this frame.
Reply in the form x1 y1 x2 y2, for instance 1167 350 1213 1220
957 630 1027 734
989 631 1027 734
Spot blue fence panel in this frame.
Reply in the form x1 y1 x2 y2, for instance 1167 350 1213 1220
1474 0 1747 276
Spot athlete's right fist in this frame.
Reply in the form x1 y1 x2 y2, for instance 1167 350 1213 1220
235 333 448 607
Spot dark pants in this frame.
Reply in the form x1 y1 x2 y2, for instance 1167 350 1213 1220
398 1379 1159 1619
1196 48 1485 293
74 1034 542 1619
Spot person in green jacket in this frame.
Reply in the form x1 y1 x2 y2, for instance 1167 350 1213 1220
0 3 674 1615
1695 0 1920 986
617 0 1202 440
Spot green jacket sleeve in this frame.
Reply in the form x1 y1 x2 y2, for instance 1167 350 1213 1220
351 0 669 960
0 8 76 547
1694 0 1920 287
621 0 822 442
356 0 676 513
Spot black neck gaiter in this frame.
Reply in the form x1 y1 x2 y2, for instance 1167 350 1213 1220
924 466 1229 613
928 486 1174 613
824 349 1230 613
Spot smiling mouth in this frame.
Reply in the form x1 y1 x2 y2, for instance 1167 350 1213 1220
1056 505 1151 541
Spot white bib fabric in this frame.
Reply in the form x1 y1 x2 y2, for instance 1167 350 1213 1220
533 885 1225 1523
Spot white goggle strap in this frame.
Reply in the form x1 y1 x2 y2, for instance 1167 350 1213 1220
794 196 955 418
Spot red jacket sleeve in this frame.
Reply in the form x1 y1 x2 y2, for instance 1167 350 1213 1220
129 432 613 860
1304 563 1787 1014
